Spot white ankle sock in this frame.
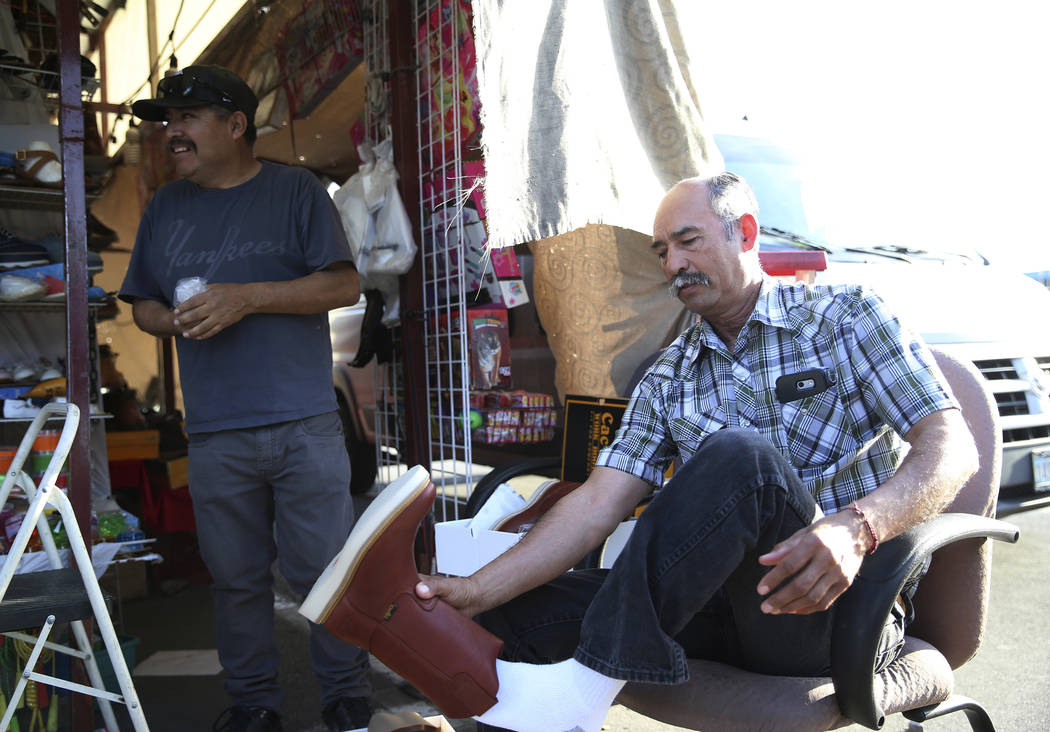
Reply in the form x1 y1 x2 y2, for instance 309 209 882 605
474 657 626 732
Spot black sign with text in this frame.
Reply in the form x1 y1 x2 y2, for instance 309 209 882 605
561 394 630 482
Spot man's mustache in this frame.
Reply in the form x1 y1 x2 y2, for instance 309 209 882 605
669 271 710 298
169 138 197 154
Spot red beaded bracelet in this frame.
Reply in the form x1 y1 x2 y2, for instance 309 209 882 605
849 502 878 554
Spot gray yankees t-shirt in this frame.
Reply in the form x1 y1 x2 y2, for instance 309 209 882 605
119 161 353 434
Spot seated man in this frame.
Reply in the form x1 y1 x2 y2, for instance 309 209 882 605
303 172 979 732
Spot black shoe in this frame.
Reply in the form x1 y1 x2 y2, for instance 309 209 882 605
212 706 283 732
0 229 48 270
321 696 373 731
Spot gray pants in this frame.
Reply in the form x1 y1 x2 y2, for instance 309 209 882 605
187 411 371 710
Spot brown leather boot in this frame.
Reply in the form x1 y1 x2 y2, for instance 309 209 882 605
300 466 502 719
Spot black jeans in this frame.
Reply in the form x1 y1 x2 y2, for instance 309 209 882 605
478 428 837 687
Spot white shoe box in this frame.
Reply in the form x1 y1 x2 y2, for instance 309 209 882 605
434 482 526 576
434 518 523 576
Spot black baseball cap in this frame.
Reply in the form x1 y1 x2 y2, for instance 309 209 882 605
132 65 258 123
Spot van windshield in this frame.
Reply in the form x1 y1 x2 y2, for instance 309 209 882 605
715 133 983 263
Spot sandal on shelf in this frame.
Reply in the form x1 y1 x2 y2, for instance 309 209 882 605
15 143 62 187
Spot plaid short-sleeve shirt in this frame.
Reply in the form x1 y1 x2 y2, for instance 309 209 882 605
595 278 958 513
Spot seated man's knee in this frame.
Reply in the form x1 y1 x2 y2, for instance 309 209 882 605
689 428 787 476
702 427 775 454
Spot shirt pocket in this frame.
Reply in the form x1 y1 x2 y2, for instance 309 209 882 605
668 410 726 460
779 386 857 473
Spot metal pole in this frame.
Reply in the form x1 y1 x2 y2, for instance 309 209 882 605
57 0 91 567
389 0 428 470
56 3 94 729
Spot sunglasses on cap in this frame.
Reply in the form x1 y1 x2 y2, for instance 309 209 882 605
157 72 237 109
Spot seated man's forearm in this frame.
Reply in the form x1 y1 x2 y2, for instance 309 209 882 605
856 407 978 545
469 467 651 615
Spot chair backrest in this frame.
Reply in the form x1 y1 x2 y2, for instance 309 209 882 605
907 347 1003 668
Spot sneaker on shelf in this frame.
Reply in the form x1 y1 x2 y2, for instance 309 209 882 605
0 273 46 302
3 399 41 419
35 234 104 273
39 275 65 301
0 230 49 271
12 358 58 383
37 361 62 381
12 362 38 382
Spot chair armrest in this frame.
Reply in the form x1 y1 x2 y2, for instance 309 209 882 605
831 513 1019 730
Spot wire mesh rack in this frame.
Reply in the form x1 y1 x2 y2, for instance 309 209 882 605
1 0 101 100
362 1 391 138
413 0 479 520
361 0 486 519
361 0 407 490
0 61 100 103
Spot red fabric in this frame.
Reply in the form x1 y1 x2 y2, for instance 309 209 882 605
109 459 197 534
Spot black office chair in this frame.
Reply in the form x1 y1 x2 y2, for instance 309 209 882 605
468 347 1019 730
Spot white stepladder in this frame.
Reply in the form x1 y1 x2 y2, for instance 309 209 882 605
0 402 149 731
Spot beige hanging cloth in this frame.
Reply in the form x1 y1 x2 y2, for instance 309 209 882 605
471 0 723 246
471 0 722 399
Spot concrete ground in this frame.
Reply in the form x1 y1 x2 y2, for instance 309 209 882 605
109 504 1049 731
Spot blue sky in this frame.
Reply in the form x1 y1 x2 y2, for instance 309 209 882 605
678 2 1049 271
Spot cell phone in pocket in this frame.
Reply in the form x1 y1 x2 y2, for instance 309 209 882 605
775 368 831 403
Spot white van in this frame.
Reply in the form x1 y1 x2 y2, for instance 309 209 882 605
719 132 1050 514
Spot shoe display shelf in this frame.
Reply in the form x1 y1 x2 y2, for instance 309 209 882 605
0 301 108 425
0 184 100 212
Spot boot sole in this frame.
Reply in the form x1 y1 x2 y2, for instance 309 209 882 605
299 465 431 623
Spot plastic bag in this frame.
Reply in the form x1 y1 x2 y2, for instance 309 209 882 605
367 136 417 276
173 276 208 307
331 143 376 273
332 133 417 279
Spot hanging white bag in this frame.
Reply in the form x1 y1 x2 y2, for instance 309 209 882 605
367 135 418 276
331 141 378 277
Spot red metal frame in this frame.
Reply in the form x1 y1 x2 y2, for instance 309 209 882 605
758 250 829 277
56 5 94 729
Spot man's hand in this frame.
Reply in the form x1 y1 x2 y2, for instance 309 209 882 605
173 283 254 340
756 510 869 615
416 574 486 619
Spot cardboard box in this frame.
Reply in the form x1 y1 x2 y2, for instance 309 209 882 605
350 712 454 732
164 456 189 489
434 519 522 576
436 517 637 576
105 430 160 461
100 559 150 600
496 278 529 308
490 247 521 279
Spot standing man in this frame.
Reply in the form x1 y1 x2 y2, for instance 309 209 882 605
301 172 979 732
120 65 373 732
